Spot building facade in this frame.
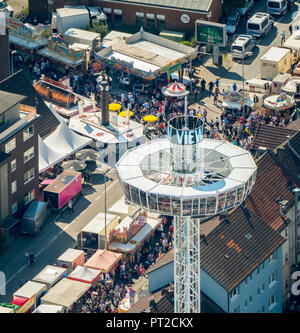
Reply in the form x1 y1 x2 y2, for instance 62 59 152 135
0 30 10 82
29 0 222 34
0 91 39 251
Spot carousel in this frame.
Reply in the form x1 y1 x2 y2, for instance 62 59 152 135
162 81 189 111
222 85 253 116
263 93 295 119
281 78 300 97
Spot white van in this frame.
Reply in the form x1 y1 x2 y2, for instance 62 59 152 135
231 34 256 59
246 12 274 38
267 0 288 16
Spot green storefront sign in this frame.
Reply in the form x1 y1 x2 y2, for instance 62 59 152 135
195 20 226 47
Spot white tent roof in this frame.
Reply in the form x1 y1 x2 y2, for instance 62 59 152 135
44 121 92 155
39 136 66 173
33 304 63 313
68 266 102 282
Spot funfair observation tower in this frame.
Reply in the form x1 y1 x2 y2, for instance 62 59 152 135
116 83 257 313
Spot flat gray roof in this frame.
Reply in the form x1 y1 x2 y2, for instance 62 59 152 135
0 90 26 115
109 0 211 12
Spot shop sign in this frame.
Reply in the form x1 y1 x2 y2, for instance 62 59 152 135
195 19 226 47
181 14 190 24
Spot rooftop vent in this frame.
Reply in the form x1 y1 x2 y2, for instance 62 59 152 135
245 233 252 240
224 254 230 259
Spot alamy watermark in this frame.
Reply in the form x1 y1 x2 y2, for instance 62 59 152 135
291 271 300 296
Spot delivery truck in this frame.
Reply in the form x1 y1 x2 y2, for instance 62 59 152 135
43 170 82 211
52 8 90 34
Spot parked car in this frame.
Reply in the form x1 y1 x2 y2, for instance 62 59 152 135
246 12 274 38
237 0 254 16
231 34 256 59
0 0 13 16
267 0 288 16
226 10 241 35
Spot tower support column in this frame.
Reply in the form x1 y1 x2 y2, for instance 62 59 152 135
174 216 200 313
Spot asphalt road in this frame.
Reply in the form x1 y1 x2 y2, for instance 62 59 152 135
0 172 123 302
220 1 300 87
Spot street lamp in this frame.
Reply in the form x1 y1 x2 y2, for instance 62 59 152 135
234 51 252 116
10 50 17 76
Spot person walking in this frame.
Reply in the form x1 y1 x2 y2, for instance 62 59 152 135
201 78 206 93
68 199 73 213
289 24 293 35
29 251 36 266
281 31 286 45
24 250 30 264
203 108 208 123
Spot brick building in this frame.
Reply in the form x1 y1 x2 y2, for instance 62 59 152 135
29 0 222 34
0 30 10 82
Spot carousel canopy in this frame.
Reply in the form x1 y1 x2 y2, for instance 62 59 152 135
263 93 295 111
163 81 189 97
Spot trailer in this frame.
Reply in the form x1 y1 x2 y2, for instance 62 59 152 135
43 170 81 211
52 8 90 34
63 28 101 50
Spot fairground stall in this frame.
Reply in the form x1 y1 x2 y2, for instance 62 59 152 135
67 266 102 287
11 295 36 313
7 17 51 58
40 278 91 312
84 250 122 277
95 27 196 89
77 213 120 251
13 281 47 310
38 35 90 75
32 265 67 290
109 216 160 262
56 248 85 274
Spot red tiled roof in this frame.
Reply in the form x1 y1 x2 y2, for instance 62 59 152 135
251 124 296 150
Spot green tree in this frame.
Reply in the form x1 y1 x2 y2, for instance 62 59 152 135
87 22 109 39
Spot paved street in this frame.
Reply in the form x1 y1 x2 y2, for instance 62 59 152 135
0 172 123 302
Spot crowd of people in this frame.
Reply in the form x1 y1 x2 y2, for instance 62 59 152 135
77 215 174 313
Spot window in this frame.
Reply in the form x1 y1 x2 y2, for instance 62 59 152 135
232 306 240 313
285 280 289 289
157 14 165 30
24 189 35 205
244 300 248 308
245 278 248 285
262 262 265 269
136 12 144 27
249 272 253 280
12 202 17 214
146 14 155 28
11 180 17 194
269 251 276 263
24 168 35 184
23 126 34 142
257 288 261 296
249 295 253 303
269 272 277 287
269 294 276 309
256 267 260 275
5 138 16 153
261 18 268 30
230 286 239 299
262 284 265 292
24 147 34 163
261 305 265 313
11 159 16 172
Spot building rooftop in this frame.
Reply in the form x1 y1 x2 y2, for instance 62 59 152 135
0 90 26 115
260 47 290 62
251 124 296 150
0 71 59 138
200 206 286 292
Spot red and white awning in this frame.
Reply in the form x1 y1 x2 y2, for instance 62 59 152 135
163 81 189 97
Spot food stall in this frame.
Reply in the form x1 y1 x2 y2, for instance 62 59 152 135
56 248 85 274
77 213 120 251
13 281 47 310
109 217 160 261
43 170 82 211
33 304 63 313
67 266 102 287
32 265 67 290
84 249 122 274
40 278 91 313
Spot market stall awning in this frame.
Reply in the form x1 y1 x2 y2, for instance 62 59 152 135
67 266 102 284
39 136 66 173
38 47 84 67
84 249 122 273
9 35 48 50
